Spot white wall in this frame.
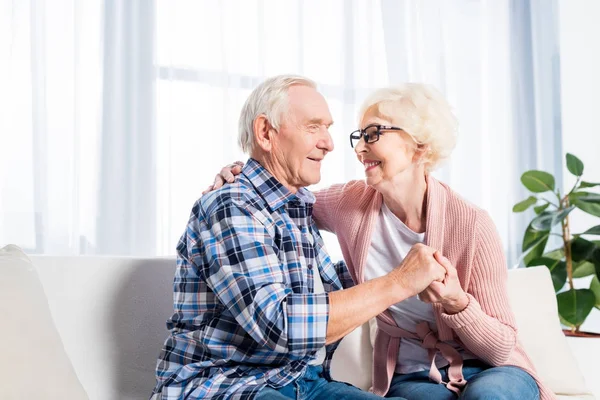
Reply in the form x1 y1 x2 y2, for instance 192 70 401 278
559 0 600 333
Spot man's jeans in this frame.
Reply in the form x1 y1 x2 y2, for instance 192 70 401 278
255 365 407 400
387 360 539 400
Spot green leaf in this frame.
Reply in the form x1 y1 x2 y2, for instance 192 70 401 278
559 314 573 328
530 207 574 231
572 260 596 278
590 275 600 310
541 248 594 279
574 192 600 201
566 153 584 176
530 212 553 231
573 200 600 217
571 237 597 262
522 224 550 266
592 248 600 282
557 289 596 328
580 181 600 188
544 248 565 260
521 171 556 193
528 257 567 291
513 196 538 213
534 203 550 214
523 224 548 251
579 225 600 236
571 193 600 217
524 239 549 267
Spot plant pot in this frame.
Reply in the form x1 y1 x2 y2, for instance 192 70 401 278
563 329 600 338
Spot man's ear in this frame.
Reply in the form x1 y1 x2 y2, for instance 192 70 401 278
253 115 275 152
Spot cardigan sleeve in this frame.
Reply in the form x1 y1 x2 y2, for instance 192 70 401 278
312 184 345 233
440 210 518 366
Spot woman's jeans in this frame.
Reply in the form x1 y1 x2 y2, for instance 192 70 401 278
255 365 407 400
386 360 539 400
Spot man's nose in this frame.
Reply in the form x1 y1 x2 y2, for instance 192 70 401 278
317 126 334 153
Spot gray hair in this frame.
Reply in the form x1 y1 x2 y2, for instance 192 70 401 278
238 75 317 154
359 83 458 171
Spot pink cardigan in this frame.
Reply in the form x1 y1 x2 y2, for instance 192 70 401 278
313 176 554 399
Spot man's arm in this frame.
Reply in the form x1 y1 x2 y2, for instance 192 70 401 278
325 243 447 344
326 275 408 344
190 201 445 352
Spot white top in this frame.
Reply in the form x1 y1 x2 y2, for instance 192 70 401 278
363 203 473 373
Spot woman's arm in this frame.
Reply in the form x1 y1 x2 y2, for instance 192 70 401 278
312 184 345 233
440 211 518 366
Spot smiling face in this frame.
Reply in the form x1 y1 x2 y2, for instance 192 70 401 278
270 85 334 191
354 106 425 189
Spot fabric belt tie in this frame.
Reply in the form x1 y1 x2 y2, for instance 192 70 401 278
376 317 467 395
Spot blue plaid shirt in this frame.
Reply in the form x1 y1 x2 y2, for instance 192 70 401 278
152 159 354 400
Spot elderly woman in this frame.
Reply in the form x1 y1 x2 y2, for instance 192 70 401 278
209 84 552 400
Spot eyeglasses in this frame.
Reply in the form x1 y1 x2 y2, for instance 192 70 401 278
349 124 405 148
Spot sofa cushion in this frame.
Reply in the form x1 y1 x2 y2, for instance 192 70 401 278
30 255 177 400
0 245 88 400
330 322 373 391
507 267 590 397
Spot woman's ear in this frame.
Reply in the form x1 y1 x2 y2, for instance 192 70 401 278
253 115 275 152
413 144 430 165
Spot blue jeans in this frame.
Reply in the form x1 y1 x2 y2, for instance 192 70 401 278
386 360 539 400
256 365 407 400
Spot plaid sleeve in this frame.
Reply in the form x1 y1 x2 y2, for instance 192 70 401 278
333 260 355 289
190 202 329 358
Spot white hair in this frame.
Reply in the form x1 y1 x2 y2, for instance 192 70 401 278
359 83 458 171
238 74 317 154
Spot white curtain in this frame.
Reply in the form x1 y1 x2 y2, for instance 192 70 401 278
0 0 562 265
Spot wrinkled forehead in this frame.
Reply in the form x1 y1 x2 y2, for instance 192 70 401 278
359 101 415 129
360 105 393 128
287 85 333 124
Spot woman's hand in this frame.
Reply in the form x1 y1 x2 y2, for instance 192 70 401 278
202 161 245 194
418 252 469 314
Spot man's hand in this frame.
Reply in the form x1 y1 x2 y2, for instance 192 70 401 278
418 252 469 314
202 161 245 194
388 244 447 301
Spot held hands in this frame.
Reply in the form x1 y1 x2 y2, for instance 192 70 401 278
418 252 469 314
390 244 447 298
202 161 245 195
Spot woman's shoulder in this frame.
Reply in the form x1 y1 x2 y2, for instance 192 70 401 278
431 177 488 220
430 177 498 241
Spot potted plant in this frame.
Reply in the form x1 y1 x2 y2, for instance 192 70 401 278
513 153 600 335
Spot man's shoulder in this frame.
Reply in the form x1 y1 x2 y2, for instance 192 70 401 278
197 178 264 221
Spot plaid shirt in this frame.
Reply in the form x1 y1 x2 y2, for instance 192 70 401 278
152 159 354 400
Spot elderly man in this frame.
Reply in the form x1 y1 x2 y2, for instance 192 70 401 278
151 75 446 399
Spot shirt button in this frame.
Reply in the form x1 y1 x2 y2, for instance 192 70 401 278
307 264 313 270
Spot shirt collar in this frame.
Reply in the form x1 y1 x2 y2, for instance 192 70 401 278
242 158 315 212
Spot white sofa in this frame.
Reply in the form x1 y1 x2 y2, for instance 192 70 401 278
0 245 598 399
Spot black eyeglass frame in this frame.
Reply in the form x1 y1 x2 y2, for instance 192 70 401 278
349 124 405 148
